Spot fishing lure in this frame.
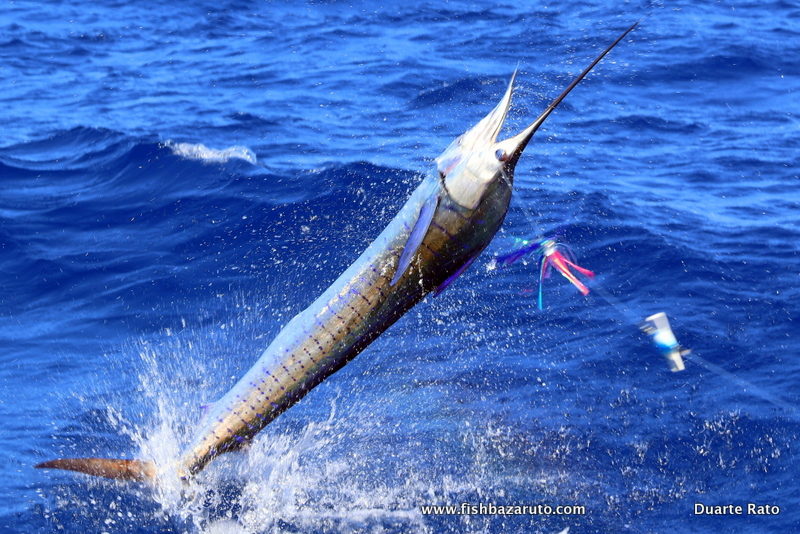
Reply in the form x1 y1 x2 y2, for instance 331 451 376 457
496 237 595 309
639 312 688 372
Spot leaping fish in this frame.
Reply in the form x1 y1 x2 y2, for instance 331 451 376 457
37 22 638 484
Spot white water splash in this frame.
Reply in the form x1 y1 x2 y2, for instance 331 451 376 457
164 140 257 165
132 337 437 533
86 293 586 533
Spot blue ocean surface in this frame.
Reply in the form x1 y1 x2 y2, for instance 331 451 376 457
1 1 798 532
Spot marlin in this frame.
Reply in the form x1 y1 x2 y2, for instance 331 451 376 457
37 22 637 484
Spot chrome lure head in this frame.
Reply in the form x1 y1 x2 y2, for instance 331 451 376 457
435 21 639 210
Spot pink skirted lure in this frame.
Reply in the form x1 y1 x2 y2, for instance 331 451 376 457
496 237 595 309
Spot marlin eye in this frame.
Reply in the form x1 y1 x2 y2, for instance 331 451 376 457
495 149 508 162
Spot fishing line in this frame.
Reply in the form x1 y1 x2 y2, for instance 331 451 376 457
506 185 799 418
593 278 798 417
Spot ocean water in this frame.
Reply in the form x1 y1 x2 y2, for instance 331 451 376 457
1 1 798 532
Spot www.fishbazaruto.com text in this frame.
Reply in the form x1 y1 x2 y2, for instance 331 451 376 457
420 502 586 516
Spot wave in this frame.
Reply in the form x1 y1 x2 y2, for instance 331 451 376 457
164 140 258 165
0 126 423 339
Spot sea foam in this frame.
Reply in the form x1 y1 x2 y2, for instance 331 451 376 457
164 140 257 165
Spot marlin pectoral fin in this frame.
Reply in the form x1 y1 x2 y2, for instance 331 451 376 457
36 458 156 483
433 250 481 296
391 194 439 286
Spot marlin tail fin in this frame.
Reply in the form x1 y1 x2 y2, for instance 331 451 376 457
36 458 156 483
